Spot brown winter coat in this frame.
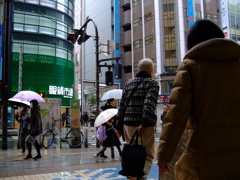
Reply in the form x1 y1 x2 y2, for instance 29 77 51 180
157 38 240 180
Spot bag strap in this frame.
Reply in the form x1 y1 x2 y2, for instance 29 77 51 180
125 78 144 108
129 129 143 145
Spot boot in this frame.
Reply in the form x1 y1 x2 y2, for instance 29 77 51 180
24 142 32 160
33 141 41 160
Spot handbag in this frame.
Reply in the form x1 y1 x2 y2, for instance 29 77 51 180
119 129 147 177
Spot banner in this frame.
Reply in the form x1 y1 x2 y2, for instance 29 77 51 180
70 99 81 129
187 0 194 26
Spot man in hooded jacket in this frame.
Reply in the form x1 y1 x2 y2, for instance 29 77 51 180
158 19 240 179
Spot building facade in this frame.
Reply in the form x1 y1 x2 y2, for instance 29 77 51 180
74 0 120 112
119 0 223 114
11 0 75 106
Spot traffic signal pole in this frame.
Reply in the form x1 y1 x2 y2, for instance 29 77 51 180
2 0 12 150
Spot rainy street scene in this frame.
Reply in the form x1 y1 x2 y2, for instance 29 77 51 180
1 0 240 180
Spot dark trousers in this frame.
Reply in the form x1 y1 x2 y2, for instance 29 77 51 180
27 140 41 157
97 146 115 159
20 130 28 152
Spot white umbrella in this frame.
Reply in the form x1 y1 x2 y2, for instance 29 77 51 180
8 98 30 106
11 90 45 102
100 89 123 101
94 108 118 127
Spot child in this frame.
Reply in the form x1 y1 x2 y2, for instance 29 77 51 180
94 116 118 162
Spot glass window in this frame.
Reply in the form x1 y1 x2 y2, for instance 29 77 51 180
56 48 67 58
39 27 55 35
14 23 24 31
162 80 173 95
24 44 39 54
40 17 55 28
145 34 155 45
133 18 142 27
39 45 55 56
40 0 56 8
68 52 73 61
57 3 67 13
25 15 39 25
14 13 24 23
25 0 39 4
12 43 22 52
145 12 154 22
56 30 66 39
57 21 67 32
75 71 79 85
25 24 38 33
75 52 80 66
133 39 142 49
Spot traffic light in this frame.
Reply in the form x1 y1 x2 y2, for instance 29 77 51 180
114 63 122 79
39 93 44 97
105 71 113 86
77 31 91 45
67 32 78 44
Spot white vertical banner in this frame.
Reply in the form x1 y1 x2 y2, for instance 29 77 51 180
221 0 229 39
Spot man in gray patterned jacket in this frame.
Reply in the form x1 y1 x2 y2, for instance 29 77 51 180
116 58 159 180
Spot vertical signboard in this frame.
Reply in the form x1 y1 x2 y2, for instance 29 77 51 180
70 99 81 129
114 0 121 83
221 0 229 39
187 0 195 26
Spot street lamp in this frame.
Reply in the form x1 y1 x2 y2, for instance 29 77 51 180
67 18 100 116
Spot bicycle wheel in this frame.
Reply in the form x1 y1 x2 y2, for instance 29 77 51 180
66 129 83 148
42 131 55 149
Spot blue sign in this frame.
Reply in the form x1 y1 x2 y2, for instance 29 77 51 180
188 0 194 26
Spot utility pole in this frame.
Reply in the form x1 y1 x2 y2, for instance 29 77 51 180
2 0 12 150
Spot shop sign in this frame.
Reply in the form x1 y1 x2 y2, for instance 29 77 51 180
49 85 73 98
158 95 170 104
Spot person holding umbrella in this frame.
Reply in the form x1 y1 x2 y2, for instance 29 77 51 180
24 100 42 160
18 105 30 156
100 99 122 159
94 108 120 162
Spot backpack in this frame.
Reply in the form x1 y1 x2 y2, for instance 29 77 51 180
96 125 107 142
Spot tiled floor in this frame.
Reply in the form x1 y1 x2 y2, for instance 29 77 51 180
0 163 158 180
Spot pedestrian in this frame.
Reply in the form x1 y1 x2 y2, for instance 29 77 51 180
24 100 42 160
61 112 67 127
83 112 89 127
100 98 122 159
18 105 30 156
66 113 70 128
157 19 240 179
116 58 159 180
94 117 118 162
89 113 95 132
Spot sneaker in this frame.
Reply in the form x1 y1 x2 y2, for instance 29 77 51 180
111 158 118 162
93 154 99 162
100 155 108 159
18 152 25 156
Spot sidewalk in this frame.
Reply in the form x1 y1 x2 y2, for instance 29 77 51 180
0 126 162 179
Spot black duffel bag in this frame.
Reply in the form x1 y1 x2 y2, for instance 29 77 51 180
119 129 146 177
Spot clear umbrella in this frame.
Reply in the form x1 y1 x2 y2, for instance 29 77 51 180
100 89 123 101
94 108 118 127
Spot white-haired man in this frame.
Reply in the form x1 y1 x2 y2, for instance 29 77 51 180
116 58 159 180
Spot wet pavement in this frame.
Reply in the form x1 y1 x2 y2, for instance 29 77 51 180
0 127 161 179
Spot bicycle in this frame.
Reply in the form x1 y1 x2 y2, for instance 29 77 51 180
42 119 84 148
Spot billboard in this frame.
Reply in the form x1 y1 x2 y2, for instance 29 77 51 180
187 0 195 26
